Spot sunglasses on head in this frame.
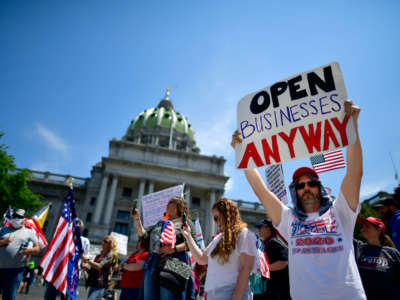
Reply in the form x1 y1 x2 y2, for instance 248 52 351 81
102 239 111 244
295 180 318 190
12 214 24 219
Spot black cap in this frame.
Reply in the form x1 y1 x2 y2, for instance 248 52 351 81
373 196 400 208
255 219 273 228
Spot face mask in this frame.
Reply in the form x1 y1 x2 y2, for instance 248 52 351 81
11 218 23 228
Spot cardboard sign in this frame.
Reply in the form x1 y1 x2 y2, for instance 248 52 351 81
110 232 128 256
142 185 184 228
265 164 288 204
235 62 356 169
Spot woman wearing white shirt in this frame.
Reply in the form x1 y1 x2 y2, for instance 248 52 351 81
182 198 259 300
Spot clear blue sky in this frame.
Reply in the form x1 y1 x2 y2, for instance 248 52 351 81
1 0 400 204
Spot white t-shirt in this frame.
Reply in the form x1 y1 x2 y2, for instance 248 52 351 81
204 227 260 292
276 192 366 300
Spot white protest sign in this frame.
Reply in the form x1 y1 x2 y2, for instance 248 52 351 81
110 232 128 256
142 185 184 228
265 164 288 204
194 219 205 250
235 62 356 169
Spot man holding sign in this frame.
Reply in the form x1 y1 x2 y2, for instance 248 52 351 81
231 63 366 299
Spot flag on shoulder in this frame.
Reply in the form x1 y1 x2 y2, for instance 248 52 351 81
256 237 270 279
310 149 346 174
160 220 176 247
25 217 48 249
40 188 83 299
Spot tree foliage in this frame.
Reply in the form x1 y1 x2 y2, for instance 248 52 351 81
0 132 43 216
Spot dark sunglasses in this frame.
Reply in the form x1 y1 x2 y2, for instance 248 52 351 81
12 214 24 219
213 216 219 222
295 180 318 190
102 239 111 244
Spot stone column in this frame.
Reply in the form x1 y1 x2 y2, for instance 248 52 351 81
184 184 191 207
148 180 154 194
137 179 146 214
208 189 216 239
104 175 119 226
93 174 109 224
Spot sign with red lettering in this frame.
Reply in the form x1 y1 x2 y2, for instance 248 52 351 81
235 62 356 169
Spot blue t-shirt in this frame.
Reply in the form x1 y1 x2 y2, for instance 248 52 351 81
389 210 400 250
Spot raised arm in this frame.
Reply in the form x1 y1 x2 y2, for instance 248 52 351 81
131 208 146 237
181 223 208 265
340 100 362 212
232 131 284 225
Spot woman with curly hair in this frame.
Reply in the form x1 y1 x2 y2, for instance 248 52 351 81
82 235 118 300
182 198 260 300
132 196 197 300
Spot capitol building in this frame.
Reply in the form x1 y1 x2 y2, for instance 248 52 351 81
26 89 265 248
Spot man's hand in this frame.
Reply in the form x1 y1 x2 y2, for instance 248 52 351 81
6 235 14 244
131 208 140 221
20 247 31 255
159 245 174 256
344 99 361 123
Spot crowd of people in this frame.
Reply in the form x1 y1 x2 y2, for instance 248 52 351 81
1 99 400 300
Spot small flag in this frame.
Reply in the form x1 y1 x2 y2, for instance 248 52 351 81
2 207 13 227
310 149 346 174
25 217 48 249
40 188 83 299
160 220 176 247
194 219 205 250
33 204 50 229
256 237 270 279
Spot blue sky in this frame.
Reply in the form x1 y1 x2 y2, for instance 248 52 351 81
1 0 400 204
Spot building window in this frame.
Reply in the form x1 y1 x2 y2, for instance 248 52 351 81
192 197 200 206
116 210 130 220
86 212 92 222
90 197 96 206
159 136 169 147
114 222 128 235
122 188 132 198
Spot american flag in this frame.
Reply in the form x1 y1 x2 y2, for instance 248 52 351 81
310 149 346 174
25 217 48 249
256 237 270 279
2 207 13 227
40 188 83 299
160 220 176 247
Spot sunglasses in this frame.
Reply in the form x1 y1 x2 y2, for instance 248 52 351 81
213 216 219 222
12 215 24 219
102 240 111 244
295 180 318 190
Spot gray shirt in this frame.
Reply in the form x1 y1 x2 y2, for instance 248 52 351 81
0 226 38 268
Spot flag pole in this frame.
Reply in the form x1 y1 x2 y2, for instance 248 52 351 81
389 152 399 183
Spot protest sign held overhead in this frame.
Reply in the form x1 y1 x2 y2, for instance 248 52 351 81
141 184 184 228
265 164 288 204
235 62 356 169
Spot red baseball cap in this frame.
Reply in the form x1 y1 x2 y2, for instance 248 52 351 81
292 167 319 181
357 217 386 233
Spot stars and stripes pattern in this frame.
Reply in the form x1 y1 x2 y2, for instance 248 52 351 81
310 149 346 174
256 237 270 279
2 207 13 227
40 188 83 298
160 220 176 247
25 217 48 249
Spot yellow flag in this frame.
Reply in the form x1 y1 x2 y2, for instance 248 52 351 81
33 204 50 229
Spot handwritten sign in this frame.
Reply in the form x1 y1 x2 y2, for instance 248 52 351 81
110 232 128 256
235 62 356 169
265 164 288 204
142 185 184 228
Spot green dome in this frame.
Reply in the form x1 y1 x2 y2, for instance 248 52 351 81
124 89 198 153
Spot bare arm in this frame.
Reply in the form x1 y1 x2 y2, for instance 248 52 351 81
269 260 288 271
20 242 40 255
232 253 254 300
131 209 146 237
123 260 145 272
181 223 208 265
0 235 13 246
340 100 362 212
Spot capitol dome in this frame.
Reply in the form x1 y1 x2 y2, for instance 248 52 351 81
123 88 200 153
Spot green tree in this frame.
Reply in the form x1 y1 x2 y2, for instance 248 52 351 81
0 132 43 216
